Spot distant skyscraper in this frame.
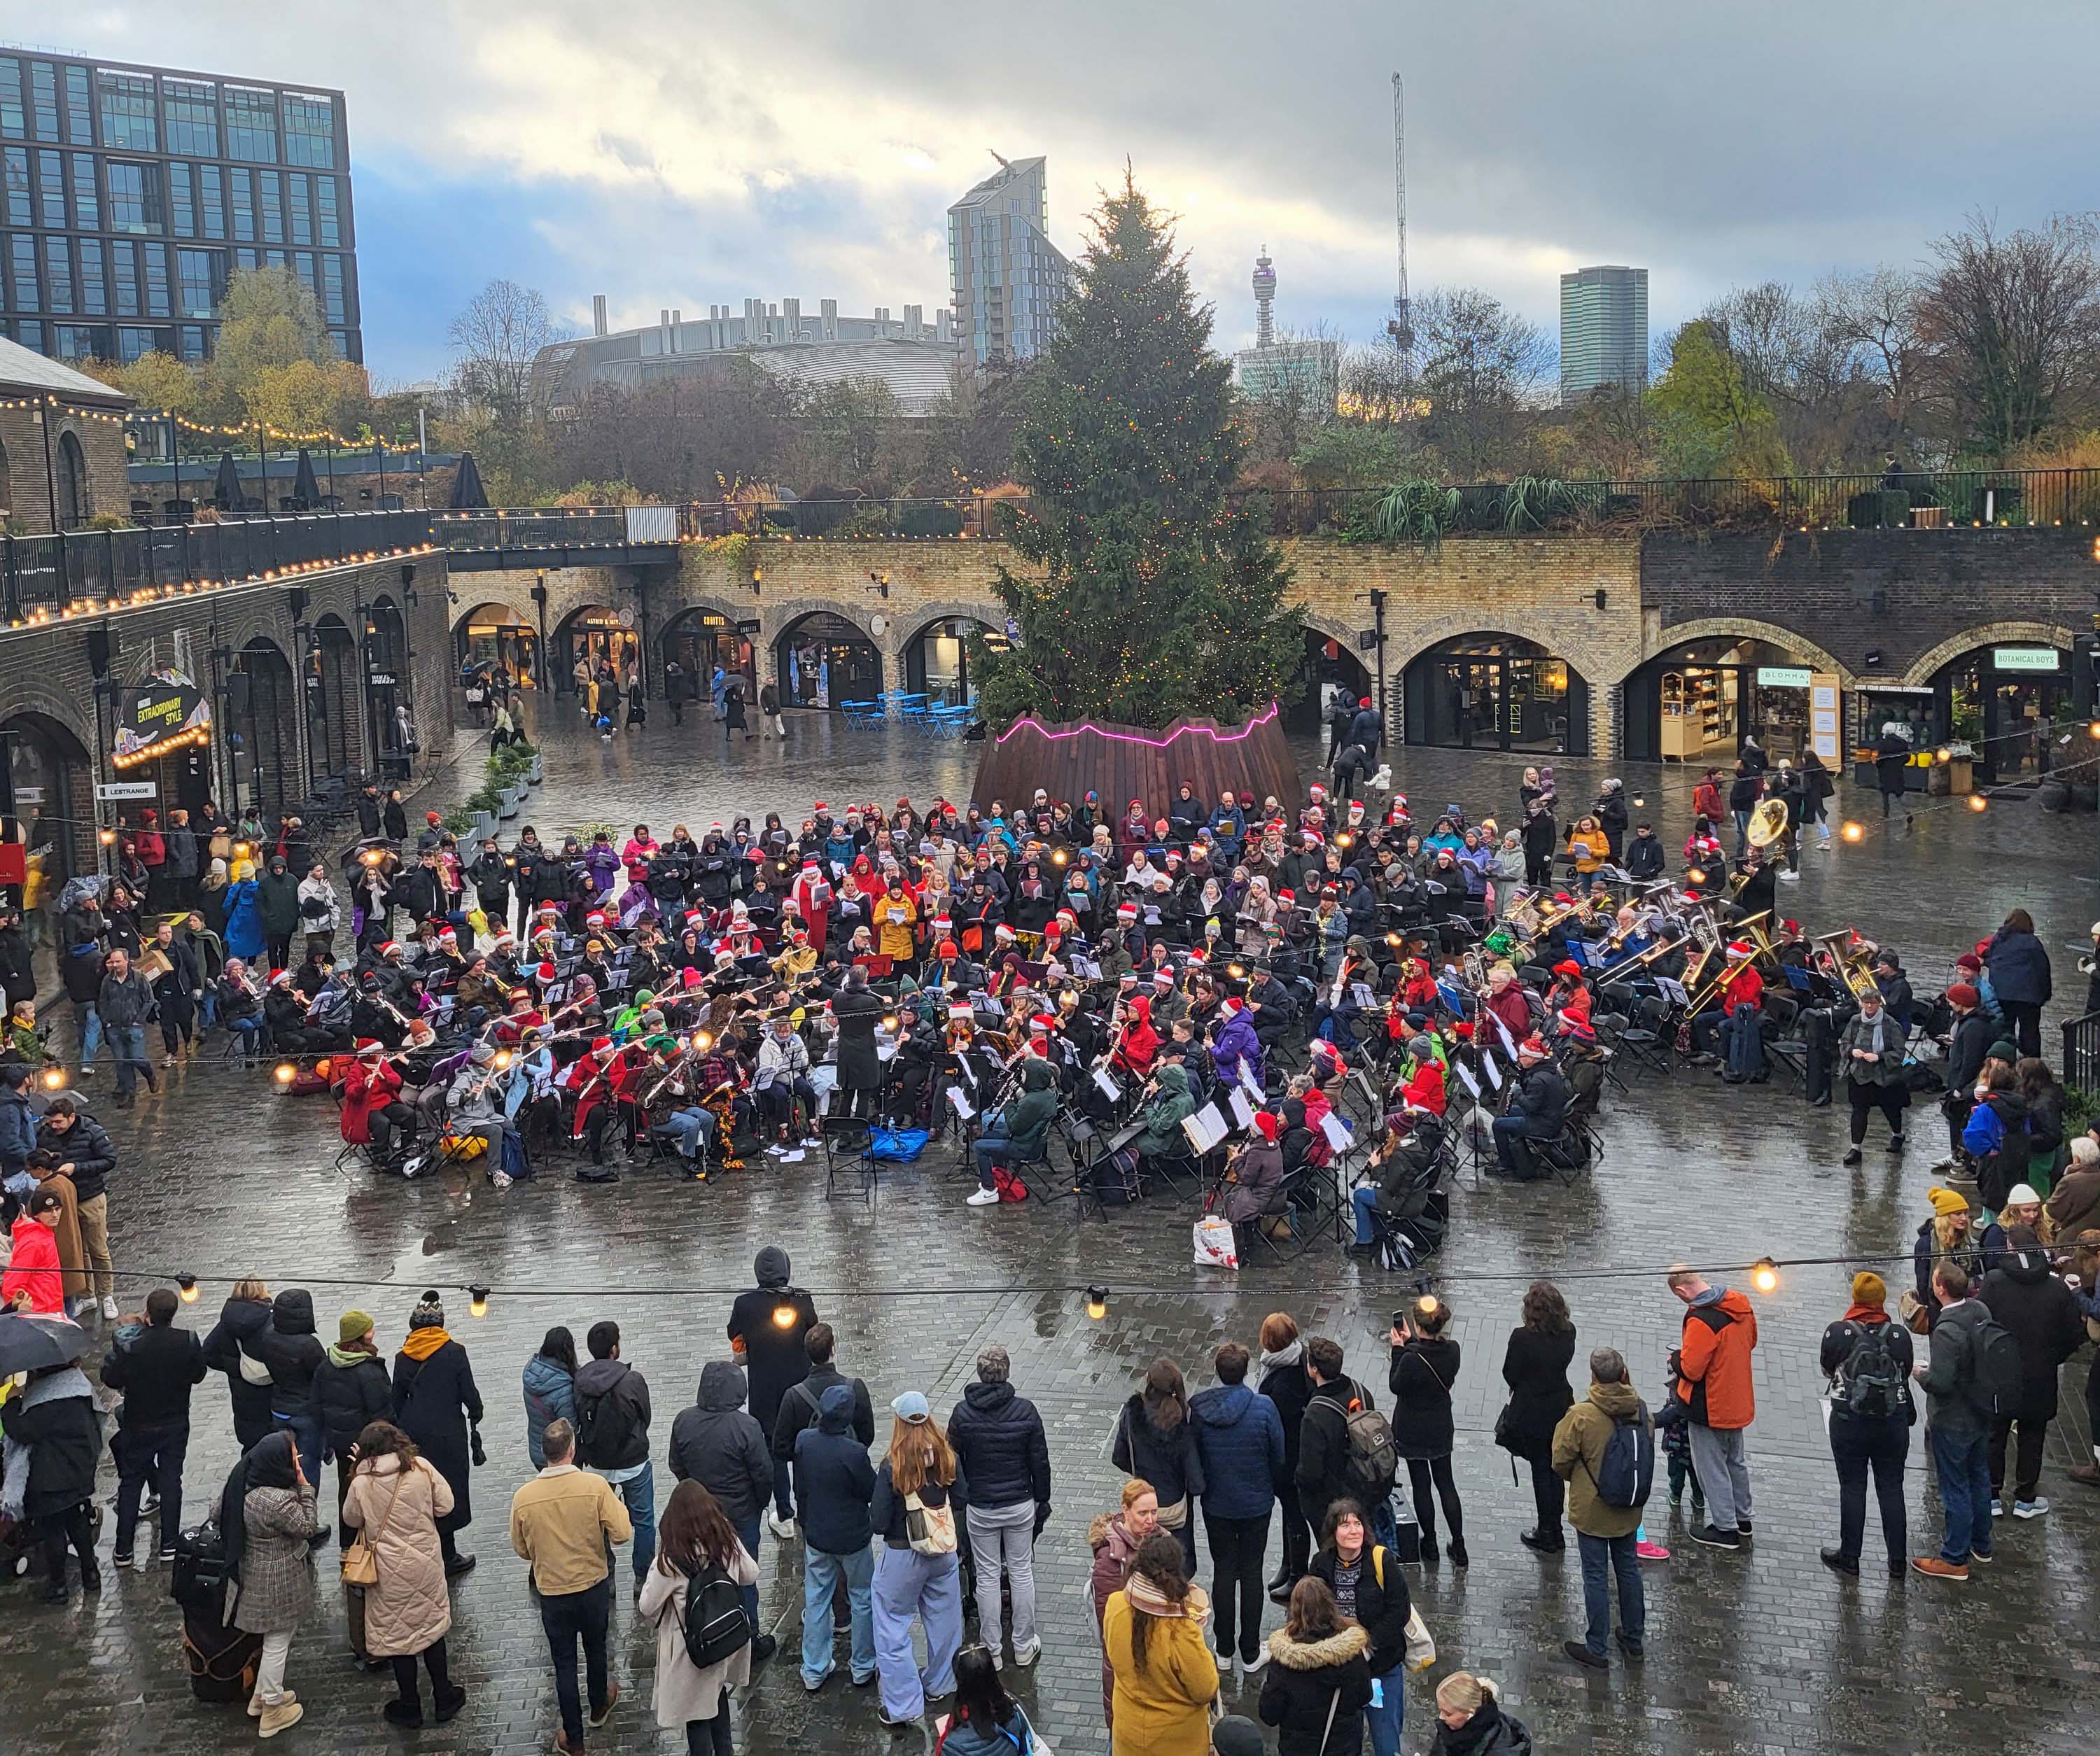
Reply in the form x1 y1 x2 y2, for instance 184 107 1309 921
1233 250 1336 407
1559 265 1648 402
1252 246 1276 348
947 155 1071 365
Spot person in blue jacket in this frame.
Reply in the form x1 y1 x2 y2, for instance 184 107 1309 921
1984 908 2052 1061
1189 1340 1287 1673
222 860 265 963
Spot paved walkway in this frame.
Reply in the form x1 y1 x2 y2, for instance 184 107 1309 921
6 708 2096 1755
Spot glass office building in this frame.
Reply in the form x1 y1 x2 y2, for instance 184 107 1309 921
1558 265 1646 403
0 50 358 365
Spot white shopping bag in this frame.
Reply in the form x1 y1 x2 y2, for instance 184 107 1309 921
1191 1214 1240 1270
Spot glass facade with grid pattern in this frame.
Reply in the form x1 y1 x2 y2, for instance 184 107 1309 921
0 51 358 365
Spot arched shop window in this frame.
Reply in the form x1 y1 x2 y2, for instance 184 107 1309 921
776 613 882 710
232 640 297 820
307 615 360 788
3 711 90 885
556 606 640 694
902 617 990 708
366 596 411 782
662 610 755 696
455 604 540 689
1402 635 1588 756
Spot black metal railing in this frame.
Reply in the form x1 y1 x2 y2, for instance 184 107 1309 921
435 507 635 550
652 467 2100 542
1 510 435 621
2063 1010 2100 1096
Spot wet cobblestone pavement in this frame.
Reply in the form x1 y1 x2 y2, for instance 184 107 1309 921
6 703 2096 1755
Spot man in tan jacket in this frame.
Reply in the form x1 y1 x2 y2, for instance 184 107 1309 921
1550 1347 1650 1674
511 1419 633 1755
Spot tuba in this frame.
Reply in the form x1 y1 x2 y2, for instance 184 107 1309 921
1744 796 1791 849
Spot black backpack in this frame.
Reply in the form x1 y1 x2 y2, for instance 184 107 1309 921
1965 1312 2024 1421
680 1560 753 1670
574 1382 635 1466
1830 1321 1906 1420
1587 1401 1655 1509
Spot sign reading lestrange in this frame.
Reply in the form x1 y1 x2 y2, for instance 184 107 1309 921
113 671 211 767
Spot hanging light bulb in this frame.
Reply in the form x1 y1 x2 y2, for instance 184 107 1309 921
1086 1286 1108 1321
40 1067 65 1090
1686 866 1707 886
468 1284 491 1319
1751 1257 1779 1294
274 1060 298 1084
176 1274 200 1304
1840 821 1864 843
1967 794 1988 813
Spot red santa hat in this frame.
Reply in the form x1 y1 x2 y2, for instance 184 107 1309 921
1056 908 1077 928
802 858 819 873
1277 889 1295 904
438 927 458 944
591 1037 615 1055
948 1003 974 1021
1029 1013 1056 1033
1223 995 1244 1013
813 801 829 812
492 930 515 948
1309 784 1326 801
1116 901 1138 920
1254 1110 1280 1144
585 911 607 929
995 924 1016 941
1518 1035 1550 1058
356 1037 383 1056
708 820 724 832
1152 968 1175 985
1726 941 1754 960
537 961 556 981
379 940 402 957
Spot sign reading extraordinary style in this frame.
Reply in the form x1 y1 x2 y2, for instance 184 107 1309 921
113 668 211 767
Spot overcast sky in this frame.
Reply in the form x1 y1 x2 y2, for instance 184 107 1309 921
26 1 2100 382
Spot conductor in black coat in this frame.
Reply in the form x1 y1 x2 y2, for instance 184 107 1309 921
830 967 886 1118
391 1292 483 1573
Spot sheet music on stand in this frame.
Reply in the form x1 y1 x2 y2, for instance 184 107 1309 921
1492 1015 1519 1058
1657 977 1691 1008
1072 955 1102 981
1351 982 1376 1008
1319 1111 1355 1156
1184 1103 1231 1153
1093 1066 1123 1104
1454 1062 1483 1100
955 1055 979 1088
1229 1089 1257 1130
1480 1052 1503 1090
947 1086 976 1121
1239 1064 1264 1104
542 981 570 1008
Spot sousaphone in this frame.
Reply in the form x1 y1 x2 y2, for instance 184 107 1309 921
1744 797 1790 849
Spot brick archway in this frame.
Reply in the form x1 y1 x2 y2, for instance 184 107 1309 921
1634 617 1856 688
1387 610 1600 673
1900 621 2071 688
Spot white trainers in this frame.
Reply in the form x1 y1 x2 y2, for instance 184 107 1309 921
489 1170 513 1189
2013 1498 2050 1519
1241 1645 1270 1673
766 1510 797 1540
1214 1650 1232 1673
965 1188 1000 1207
1011 1639 1040 1668
101 1296 118 1320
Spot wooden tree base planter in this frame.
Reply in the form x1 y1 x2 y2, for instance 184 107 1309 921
969 703 1301 821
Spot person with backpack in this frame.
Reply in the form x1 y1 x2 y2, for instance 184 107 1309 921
573 1321 656 1594
1912 1260 2006 1580
1550 1346 1651 1670
1295 1337 1395 1555
1817 1272 1914 1578
1980 1226 2085 1521
869 1393 966 1730
668 1360 777 1655
1389 1298 1466 1569
1308 1499 1412 1756
638 1478 760 1756
1666 1265 1757 1551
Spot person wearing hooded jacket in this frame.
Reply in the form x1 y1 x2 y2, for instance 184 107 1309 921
792 1382 878 1690
668 1358 776 1650
204 1277 279 1449
969 1055 1057 1205
1258 1575 1373 1756
251 1287 328 1488
1112 1358 1205 1575
727 1245 819 1534
1550 1347 1649 1671
1189 1340 1285 1671
945 1342 1052 1667
314 1310 392 1552
391 1291 483 1577
1980 1227 2085 1518
573 1319 655 1587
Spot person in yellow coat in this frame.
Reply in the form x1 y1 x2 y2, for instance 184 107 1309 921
1102 1531 1219 1756
876 877 919 973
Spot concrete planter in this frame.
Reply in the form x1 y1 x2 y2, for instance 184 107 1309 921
526 754 543 785
498 785 523 819
468 810 496 842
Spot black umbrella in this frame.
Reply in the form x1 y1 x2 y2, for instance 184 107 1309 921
212 451 241 512
0 1313 90 1377
292 448 321 508
449 450 489 510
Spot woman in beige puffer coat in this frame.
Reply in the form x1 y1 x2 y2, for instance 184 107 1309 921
342 1421 465 1729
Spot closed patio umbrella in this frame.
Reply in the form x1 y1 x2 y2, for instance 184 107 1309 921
212 451 241 511
449 451 489 510
292 448 321 508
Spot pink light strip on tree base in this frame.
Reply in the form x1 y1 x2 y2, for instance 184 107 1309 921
993 701 1282 750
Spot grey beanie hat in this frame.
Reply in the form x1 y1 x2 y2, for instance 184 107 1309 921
755 1246 791 1288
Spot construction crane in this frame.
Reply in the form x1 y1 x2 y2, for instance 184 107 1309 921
1385 73 1414 353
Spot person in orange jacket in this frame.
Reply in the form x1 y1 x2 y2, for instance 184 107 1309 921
1667 1265 1758 1551
2 1189 67 1314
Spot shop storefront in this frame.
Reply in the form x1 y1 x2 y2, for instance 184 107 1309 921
1402 635 1587 755
230 639 298 820
662 610 757 701
777 613 882 710
557 607 640 694
305 617 362 789
365 598 412 783
1623 638 1839 766
456 606 541 689
111 665 214 822
1 712 89 885
903 618 989 707
1935 642 2071 782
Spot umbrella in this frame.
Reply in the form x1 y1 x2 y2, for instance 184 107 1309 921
449 451 489 510
212 451 241 512
0 1313 90 1377
292 449 321 508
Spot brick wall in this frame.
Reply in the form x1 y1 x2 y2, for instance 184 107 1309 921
0 404 130 531
0 550 455 877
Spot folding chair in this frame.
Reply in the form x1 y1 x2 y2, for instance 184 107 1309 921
1532 1121 1592 1187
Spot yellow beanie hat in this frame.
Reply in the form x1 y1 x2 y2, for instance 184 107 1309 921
1927 1185 1970 1217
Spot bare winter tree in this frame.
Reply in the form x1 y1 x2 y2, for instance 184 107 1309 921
1700 282 1870 472
1917 213 2100 458
448 279 568 426
1411 287 1555 478
1816 265 1931 462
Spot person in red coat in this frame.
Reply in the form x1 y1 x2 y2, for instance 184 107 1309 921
2 1190 66 1314
340 1038 417 1155
1396 1041 1447 1118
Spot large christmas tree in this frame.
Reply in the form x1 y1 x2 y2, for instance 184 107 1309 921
972 174 1303 729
